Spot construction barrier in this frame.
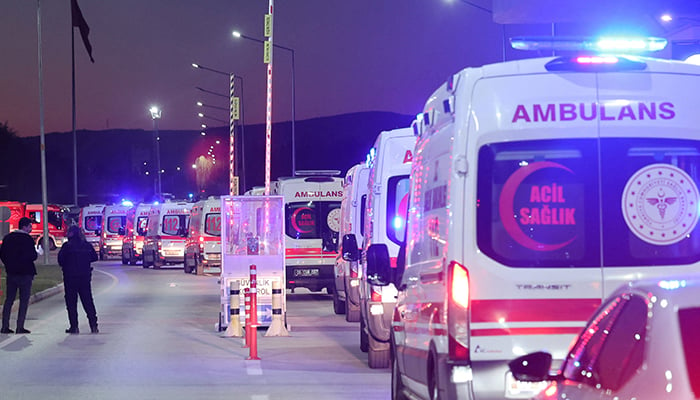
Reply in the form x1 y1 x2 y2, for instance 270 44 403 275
265 280 289 336
222 281 242 337
243 288 251 348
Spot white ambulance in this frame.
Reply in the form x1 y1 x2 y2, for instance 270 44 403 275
360 127 415 369
334 162 370 321
121 203 153 265
142 201 192 268
366 38 700 399
99 203 131 260
184 197 221 275
79 204 106 253
271 171 344 293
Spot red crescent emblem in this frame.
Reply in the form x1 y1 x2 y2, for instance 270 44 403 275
498 161 576 251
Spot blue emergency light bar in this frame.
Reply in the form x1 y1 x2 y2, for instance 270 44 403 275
510 36 667 53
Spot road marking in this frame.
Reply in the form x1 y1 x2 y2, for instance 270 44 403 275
246 359 263 375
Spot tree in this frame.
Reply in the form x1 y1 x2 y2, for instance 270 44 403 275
0 121 21 199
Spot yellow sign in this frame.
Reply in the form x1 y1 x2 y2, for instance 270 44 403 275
232 97 240 120
264 41 271 64
232 176 239 195
264 14 272 37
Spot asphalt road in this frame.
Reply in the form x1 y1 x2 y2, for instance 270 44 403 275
0 260 390 399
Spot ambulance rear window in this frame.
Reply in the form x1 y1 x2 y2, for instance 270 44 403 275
107 216 125 234
477 138 700 268
204 213 221 236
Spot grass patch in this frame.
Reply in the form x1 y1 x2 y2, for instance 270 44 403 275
1 264 64 297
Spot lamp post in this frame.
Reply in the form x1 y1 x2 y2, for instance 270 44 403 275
192 63 246 194
232 30 297 176
149 106 162 199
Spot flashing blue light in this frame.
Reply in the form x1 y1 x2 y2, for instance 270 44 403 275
188 193 194 199
392 216 404 230
510 36 667 53
154 201 160 205
121 200 134 207
658 280 686 290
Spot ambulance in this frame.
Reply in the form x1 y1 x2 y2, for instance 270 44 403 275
142 201 192 268
184 197 221 275
121 203 153 265
79 204 106 253
271 171 343 293
99 203 131 260
359 127 415 369
366 37 700 399
334 162 370 321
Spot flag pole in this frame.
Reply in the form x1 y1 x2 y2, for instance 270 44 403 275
37 0 50 264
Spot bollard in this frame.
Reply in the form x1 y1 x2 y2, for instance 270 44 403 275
222 281 243 337
247 264 261 360
265 280 289 336
243 288 251 348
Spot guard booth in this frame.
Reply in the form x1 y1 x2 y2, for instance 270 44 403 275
219 195 285 330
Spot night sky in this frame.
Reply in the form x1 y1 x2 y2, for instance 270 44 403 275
2 0 696 138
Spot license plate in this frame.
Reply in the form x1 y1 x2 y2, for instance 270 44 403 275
207 253 221 260
504 372 548 399
164 250 180 256
294 268 319 277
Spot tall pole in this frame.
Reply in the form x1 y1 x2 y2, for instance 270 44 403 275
37 0 49 263
229 73 235 195
155 118 162 198
290 48 296 175
71 12 78 206
264 1 274 195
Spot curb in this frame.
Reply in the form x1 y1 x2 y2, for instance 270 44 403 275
30 284 64 304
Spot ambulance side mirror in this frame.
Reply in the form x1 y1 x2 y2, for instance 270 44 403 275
365 243 391 286
508 351 555 382
118 227 125 236
95 228 101 236
342 234 359 261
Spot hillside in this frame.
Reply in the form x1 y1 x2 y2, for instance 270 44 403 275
0 111 414 205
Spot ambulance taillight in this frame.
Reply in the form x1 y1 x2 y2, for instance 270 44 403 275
448 260 470 362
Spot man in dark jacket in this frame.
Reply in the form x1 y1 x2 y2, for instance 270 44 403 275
58 225 99 334
0 217 38 334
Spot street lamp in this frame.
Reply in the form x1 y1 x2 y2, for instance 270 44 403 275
196 101 228 112
149 106 162 199
192 63 246 194
232 30 297 176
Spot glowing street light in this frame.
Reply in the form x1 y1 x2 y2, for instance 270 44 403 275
149 106 162 198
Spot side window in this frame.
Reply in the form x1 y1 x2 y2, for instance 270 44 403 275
562 294 647 391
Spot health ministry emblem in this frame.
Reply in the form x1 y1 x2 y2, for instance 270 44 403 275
622 164 699 245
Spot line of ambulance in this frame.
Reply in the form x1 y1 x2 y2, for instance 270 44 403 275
332 36 700 400
77 197 222 274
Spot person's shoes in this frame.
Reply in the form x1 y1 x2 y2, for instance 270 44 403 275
90 326 99 334
15 328 31 334
65 327 79 334
0 328 14 334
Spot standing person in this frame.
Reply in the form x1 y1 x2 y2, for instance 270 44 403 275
0 217 38 334
57 225 99 334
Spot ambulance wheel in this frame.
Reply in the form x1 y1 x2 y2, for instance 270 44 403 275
428 345 449 400
142 252 152 268
345 300 360 322
153 256 162 269
121 251 129 265
37 237 56 252
391 342 408 400
360 317 369 353
368 336 390 369
332 289 345 315
99 251 104 261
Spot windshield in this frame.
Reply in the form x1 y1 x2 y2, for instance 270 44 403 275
136 216 148 236
162 214 188 236
84 215 102 232
205 213 221 236
477 138 700 268
387 175 410 245
285 201 341 252
107 216 126 234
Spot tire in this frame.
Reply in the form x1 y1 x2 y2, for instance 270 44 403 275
99 251 105 261
345 299 360 322
37 237 56 252
129 251 137 266
428 348 446 400
142 251 152 268
360 317 369 353
332 289 345 315
391 346 408 400
183 254 193 274
121 251 129 265
368 336 390 369
153 255 162 269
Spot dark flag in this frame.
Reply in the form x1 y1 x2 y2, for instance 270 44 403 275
71 0 94 62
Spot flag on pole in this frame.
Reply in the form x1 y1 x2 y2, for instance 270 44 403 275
71 0 94 62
